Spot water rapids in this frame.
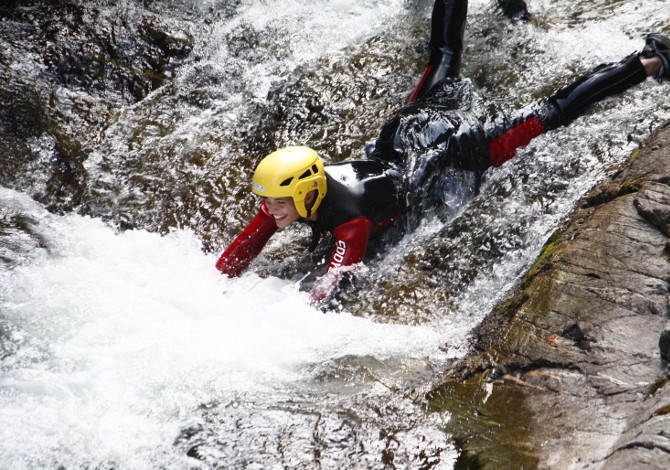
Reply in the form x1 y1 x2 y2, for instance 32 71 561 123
1 0 669 468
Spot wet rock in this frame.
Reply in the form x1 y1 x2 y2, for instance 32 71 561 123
0 0 195 212
634 180 670 236
496 0 531 23
428 121 670 469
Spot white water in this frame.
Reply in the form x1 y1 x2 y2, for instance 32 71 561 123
2 0 670 468
0 187 453 469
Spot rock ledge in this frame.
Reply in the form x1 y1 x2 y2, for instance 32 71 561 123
428 121 670 469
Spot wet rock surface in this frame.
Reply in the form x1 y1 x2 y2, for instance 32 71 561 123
0 0 194 213
428 121 670 469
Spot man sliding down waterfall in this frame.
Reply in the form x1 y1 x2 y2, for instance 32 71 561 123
216 0 670 308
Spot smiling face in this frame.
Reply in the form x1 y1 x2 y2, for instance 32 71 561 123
264 197 302 229
264 191 317 229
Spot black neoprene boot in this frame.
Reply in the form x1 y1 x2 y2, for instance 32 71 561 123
497 0 530 23
641 33 670 82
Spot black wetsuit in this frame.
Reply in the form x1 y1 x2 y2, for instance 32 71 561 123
305 162 405 248
216 0 649 302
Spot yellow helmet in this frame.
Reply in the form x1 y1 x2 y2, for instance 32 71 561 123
251 146 327 218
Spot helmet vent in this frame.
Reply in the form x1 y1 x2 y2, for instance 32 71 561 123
279 177 293 186
299 169 311 179
311 164 318 173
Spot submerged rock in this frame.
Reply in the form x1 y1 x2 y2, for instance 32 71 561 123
428 121 670 469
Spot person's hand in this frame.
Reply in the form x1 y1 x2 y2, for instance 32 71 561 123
308 266 358 311
309 271 339 307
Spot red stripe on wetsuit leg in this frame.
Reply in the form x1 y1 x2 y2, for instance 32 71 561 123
489 117 546 167
215 200 278 277
407 65 435 104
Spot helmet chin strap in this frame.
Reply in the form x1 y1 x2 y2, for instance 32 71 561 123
304 190 318 218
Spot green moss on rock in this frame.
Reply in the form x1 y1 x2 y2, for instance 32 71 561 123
520 228 563 290
646 377 670 396
427 376 540 469
653 403 670 416
617 177 643 196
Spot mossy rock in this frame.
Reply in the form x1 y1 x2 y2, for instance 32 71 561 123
427 375 540 469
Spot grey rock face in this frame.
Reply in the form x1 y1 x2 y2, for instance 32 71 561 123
428 122 670 469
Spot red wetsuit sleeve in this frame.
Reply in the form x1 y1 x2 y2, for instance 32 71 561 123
327 217 374 272
310 217 374 305
215 200 278 277
490 117 546 167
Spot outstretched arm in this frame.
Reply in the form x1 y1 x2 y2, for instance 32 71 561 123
215 200 278 277
309 217 374 305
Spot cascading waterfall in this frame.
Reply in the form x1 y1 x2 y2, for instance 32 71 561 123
1 0 669 468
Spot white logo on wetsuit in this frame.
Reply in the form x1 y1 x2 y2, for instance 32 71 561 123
330 239 347 268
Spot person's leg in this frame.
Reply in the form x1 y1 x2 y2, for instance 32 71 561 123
488 35 670 167
541 54 648 130
406 0 468 103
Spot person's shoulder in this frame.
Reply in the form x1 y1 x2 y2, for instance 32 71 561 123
326 159 396 181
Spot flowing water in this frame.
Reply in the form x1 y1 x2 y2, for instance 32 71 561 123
1 0 669 468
